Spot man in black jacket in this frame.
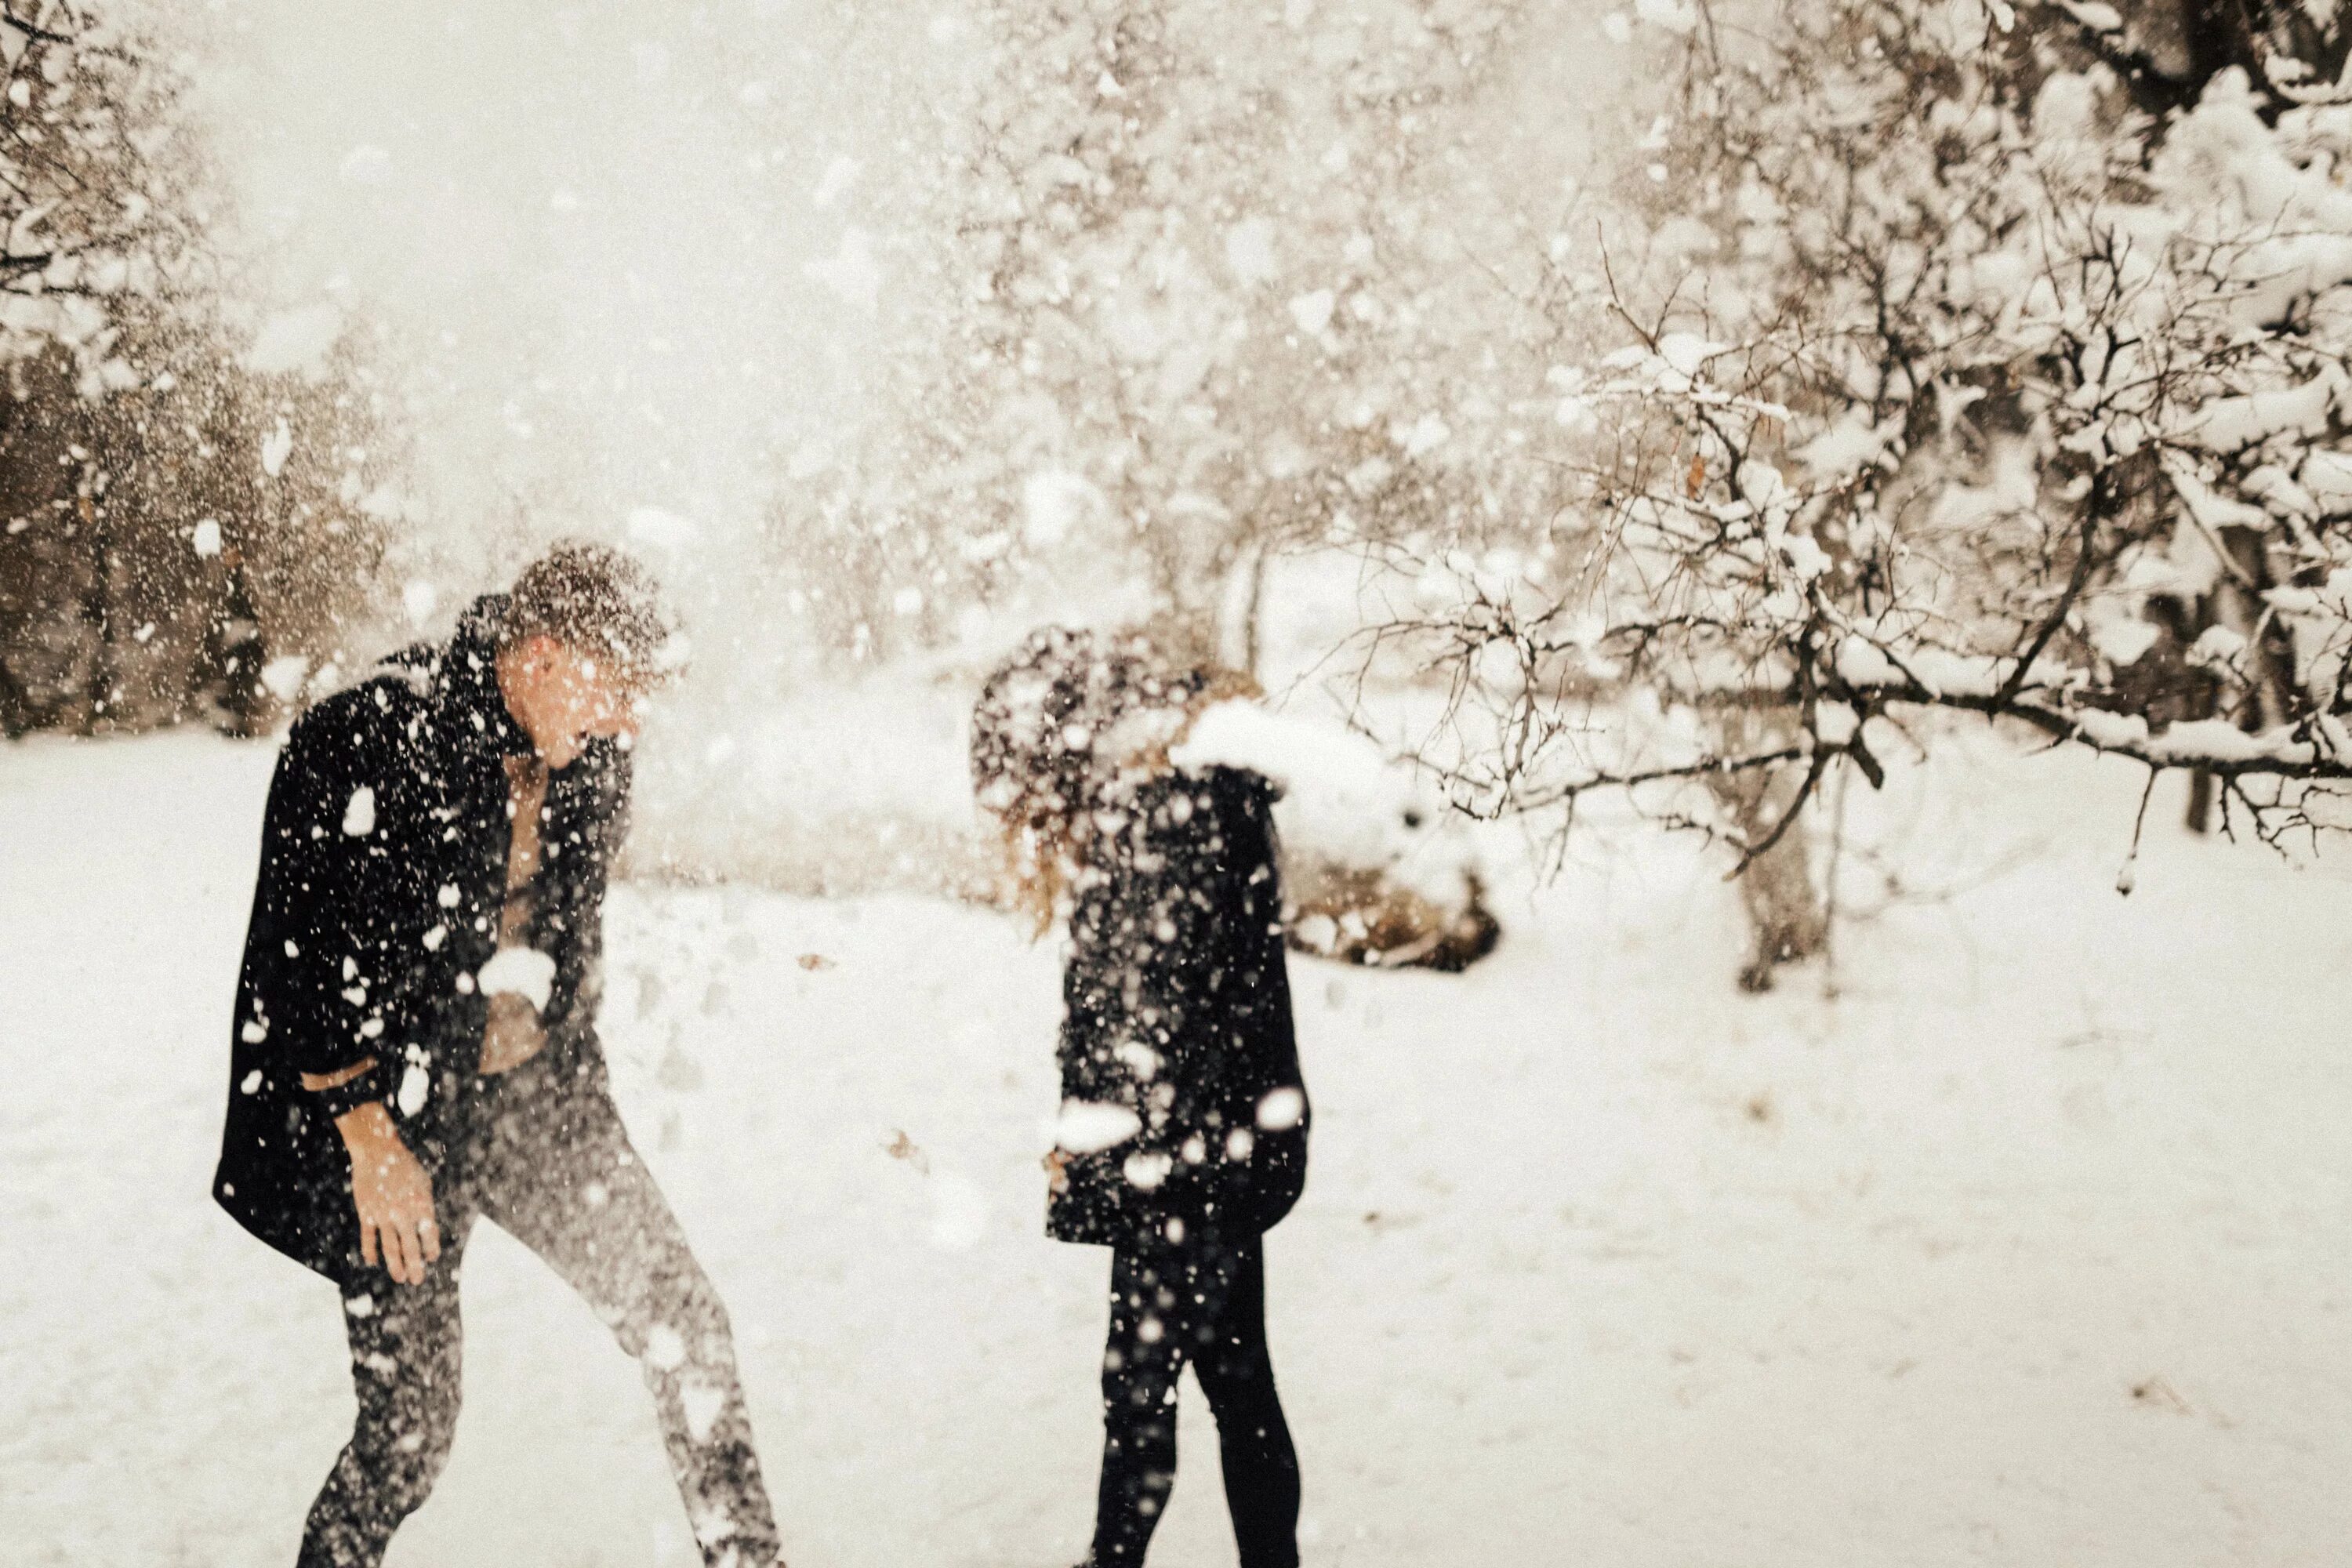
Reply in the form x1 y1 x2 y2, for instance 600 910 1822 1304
214 544 786 1568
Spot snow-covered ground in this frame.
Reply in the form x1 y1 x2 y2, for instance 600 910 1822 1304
3 731 2348 1566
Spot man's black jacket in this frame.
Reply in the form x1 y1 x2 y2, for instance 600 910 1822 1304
213 595 631 1276
1051 764 1310 1247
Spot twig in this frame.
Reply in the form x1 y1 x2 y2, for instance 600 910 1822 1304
2116 767 2157 896
1821 754 1853 1000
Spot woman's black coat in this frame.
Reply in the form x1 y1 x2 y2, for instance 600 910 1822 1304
212 594 630 1277
1051 764 1310 1247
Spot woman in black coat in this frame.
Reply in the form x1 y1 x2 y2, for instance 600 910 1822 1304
971 627 1310 1568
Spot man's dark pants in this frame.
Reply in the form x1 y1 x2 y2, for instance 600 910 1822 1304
1090 1229 1301 1568
297 1058 780 1568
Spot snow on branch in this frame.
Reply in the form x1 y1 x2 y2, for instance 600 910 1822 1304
1337 0 2352 863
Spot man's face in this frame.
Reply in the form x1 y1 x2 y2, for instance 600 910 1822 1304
496 634 642 770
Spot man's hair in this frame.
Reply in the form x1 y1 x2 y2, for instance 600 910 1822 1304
502 542 678 682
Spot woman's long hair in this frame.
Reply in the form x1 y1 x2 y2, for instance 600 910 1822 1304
970 626 1258 935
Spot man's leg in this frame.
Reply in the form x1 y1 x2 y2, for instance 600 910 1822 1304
477 1083 782 1568
297 1232 471 1568
1191 1239 1301 1568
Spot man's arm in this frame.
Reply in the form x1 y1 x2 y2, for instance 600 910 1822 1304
253 699 416 1091
302 1062 440 1285
262 699 441 1281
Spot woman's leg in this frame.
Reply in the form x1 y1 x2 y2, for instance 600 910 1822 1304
1192 1239 1301 1568
1089 1239 1198 1566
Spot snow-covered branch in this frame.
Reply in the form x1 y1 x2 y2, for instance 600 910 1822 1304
1341 0 2352 862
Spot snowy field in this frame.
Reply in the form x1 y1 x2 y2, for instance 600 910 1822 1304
3 731 2349 1566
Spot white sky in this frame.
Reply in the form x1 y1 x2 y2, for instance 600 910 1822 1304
175 0 954 621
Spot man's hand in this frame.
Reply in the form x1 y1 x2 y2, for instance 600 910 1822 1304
335 1102 441 1285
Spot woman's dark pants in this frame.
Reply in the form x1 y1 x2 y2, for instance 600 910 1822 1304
1089 1228 1301 1568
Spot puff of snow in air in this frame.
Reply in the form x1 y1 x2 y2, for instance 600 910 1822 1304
1225 218 1279 286
1633 0 1698 32
628 506 699 553
402 581 438 627
342 786 376 837
1022 470 1098 546
245 303 343 378
1172 700 1469 902
1256 1087 1306 1131
191 519 223 558
1399 413 1450 459
477 947 557 1011
260 418 295 479
804 227 880 314
1174 702 1364 794
398 1063 430 1118
262 656 310 703
1122 1150 1174 1191
1057 1100 1142 1154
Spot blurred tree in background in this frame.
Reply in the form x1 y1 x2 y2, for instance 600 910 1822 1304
768 0 1590 673
31 0 2352 993
0 2 390 736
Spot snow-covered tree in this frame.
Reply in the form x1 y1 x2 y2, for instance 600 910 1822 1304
1356 0 2352 982
0 2 390 734
0 2 182 386
778 0 1591 671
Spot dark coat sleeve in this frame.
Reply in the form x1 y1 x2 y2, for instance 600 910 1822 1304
1209 771 1310 1233
533 735 632 1047
239 685 435 1091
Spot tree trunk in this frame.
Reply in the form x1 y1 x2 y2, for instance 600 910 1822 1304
1706 708 1829 992
1214 540 1269 680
